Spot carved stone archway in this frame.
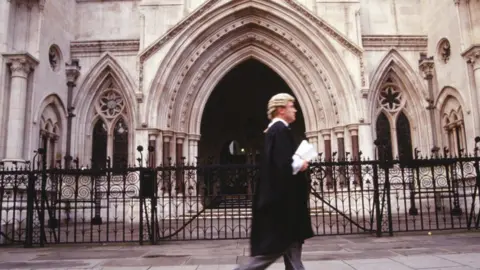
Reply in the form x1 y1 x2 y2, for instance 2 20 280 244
143 0 361 161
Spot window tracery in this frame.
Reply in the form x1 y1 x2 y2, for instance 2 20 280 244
441 96 465 156
39 115 61 168
375 78 413 160
91 81 130 169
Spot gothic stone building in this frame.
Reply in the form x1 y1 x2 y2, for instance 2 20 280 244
0 0 479 168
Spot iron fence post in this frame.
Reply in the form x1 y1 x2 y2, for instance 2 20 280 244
39 149 47 247
372 162 382 237
24 172 36 248
408 149 419 215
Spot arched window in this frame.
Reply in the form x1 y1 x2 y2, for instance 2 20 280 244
113 117 128 169
89 79 130 168
39 104 62 168
396 111 413 161
92 119 108 169
375 79 413 160
375 112 393 161
441 96 466 156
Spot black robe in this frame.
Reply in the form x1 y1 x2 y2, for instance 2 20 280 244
250 121 314 256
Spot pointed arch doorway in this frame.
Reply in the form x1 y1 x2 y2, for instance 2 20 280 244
199 59 306 166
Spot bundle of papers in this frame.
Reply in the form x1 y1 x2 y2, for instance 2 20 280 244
294 140 318 162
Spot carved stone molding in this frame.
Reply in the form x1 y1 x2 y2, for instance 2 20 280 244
140 0 361 64
162 130 174 139
139 0 365 92
3 53 39 78
347 124 359 136
362 35 428 51
320 129 332 140
418 54 435 79
172 28 335 131
437 38 451 63
188 134 201 141
65 60 81 84
70 39 140 57
462 44 480 70
305 130 319 139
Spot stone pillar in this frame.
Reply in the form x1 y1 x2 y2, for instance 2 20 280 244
419 54 439 155
186 134 200 196
358 124 374 159
305 131 319 161
2 53 38 164
334 127 345 161
320 129 332 161
188 134 201 164
148 133 158 167
175 133 186 195
161 131 173 195
348 124 361 186
162 131 173 164
64 60 81 168
320 129 333 188
464 45 480 139
334 127 347 186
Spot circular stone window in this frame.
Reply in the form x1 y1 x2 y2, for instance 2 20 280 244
48 45 62 72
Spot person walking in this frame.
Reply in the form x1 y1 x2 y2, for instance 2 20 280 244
234 93 314 270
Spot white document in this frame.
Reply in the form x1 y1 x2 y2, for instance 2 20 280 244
294 140 318 162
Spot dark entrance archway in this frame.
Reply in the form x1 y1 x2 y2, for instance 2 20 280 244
199 59 306 164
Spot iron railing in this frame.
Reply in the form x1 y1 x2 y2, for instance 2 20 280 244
2 143 480 247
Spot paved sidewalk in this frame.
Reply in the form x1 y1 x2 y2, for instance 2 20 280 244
1 231 480 269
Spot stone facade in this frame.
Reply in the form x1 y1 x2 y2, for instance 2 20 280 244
0 0 479 167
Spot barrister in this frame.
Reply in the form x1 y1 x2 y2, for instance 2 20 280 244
234 93 314 270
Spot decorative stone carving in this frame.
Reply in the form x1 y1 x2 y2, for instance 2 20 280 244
4 53 38 78
418 53 435 79
139 0 364 93
96 89 126 119
174 30 333 131
379 85 403 112
49 45 62 72
362 35 428 51
65 60 81 84
437 38 451 63
162 16 340 130
70 39 140 57
462 45 480 70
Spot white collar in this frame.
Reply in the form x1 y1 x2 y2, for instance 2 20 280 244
268 117 289 128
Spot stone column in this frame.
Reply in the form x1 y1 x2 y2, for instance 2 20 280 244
334 127 347 186
348 124 362 186
188 134 201 164
320 129 333 188
305 131 319 161
320 129 332 161
64 60 81 168
419 54 439 155
186 134 200 196
162 131 173 164
334 127 346 161
2 53 38 164
162 131 173 195
147 133 158 167
463 45 480 138
175 133 186 195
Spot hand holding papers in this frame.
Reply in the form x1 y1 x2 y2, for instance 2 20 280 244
292 140 317 175
294 140 318 162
